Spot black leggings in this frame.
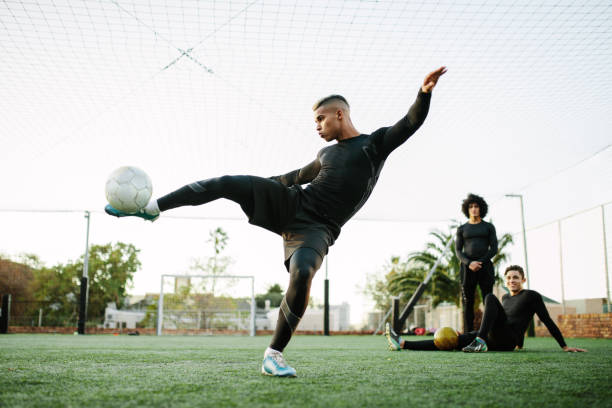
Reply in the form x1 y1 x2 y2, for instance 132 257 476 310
402 294 518 351
270 247 323 352
157 175 254 215
461 261 495 332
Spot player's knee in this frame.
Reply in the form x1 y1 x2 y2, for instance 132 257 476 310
289 264 315 287
484 293 496 305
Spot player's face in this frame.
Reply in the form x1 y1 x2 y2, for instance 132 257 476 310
468 203 480 218
314 106 341 142
504 270 525 293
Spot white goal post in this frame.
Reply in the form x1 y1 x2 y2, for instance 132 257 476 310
156 274 256 336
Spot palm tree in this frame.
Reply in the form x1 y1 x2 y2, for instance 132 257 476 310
387 222 514 309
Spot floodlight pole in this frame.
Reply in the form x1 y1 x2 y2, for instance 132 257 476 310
77 211 91 335
506 194 535 337
324 256 330 336
558 221 567 314
602 205 611 311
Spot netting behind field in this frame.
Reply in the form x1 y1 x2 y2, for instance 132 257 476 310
522 203 612 310
157 274 255 336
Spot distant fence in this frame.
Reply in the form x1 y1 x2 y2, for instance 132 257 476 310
521 202 611 312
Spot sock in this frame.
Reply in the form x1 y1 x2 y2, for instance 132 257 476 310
264 347 281 357
144 199 160 216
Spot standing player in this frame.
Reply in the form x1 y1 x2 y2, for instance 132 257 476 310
456 193 498 332
105 66 447 377
386 265 587 353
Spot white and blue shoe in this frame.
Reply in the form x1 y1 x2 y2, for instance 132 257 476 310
104 204 159 221
261 351 297 377
385 323 402 351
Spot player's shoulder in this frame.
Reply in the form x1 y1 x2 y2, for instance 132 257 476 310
479 219 495 228
368 126 391 141
524 289 543 300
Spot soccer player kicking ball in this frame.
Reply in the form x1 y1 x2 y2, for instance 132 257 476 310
105 66 447 377
386 264 587 353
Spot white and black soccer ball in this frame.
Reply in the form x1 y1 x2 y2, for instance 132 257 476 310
105 166 153 213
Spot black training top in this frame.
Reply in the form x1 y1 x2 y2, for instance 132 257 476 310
455 221 498 265
270 90 431 240
502 289 567 348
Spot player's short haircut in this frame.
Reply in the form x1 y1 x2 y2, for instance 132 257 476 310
312 94 350 111
461 193 488 218
504 265 525 279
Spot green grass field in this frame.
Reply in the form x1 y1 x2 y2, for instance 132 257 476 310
1 334 611 408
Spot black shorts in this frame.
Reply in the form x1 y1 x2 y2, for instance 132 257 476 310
247 176 332 269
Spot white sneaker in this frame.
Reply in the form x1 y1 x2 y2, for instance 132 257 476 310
261 351 297 377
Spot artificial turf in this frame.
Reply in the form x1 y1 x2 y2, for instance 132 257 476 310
1 334 611 407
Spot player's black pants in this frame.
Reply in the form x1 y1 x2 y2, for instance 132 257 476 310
157 175 255 215
460 261 495 332
270 247 323 352
402 294 518 351
156 176 324 352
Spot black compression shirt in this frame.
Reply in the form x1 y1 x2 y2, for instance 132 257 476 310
502 289 567 348
270 90 431 239
455 221 498 265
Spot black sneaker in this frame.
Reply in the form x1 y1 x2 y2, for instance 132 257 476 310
462 337 488 352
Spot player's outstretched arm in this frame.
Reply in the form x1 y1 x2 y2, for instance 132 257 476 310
378 66 447 156
269 158 321 187
533 292 586 351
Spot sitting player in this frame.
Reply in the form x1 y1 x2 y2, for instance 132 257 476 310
386 265 587 353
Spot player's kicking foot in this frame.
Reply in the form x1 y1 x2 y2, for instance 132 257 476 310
104 204 159 221
385 322 402 351
462 337 488 352
261 350 297 377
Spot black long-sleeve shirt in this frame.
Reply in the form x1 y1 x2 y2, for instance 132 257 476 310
270 90 431 240
502 289 567 348
455 221 498 265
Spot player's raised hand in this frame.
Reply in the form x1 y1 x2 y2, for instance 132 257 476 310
421 66 447 93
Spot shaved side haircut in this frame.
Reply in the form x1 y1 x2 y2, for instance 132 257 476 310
312 94 350 111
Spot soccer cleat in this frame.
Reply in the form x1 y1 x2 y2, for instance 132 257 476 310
462 337 488 353
104 204 159 221
385 322 402 351
261 352 297 377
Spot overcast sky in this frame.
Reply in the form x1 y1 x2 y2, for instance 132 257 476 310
1 0 611 325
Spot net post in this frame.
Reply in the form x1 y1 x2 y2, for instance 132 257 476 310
391 297 401 334
0 294 11 334
77 211 91 335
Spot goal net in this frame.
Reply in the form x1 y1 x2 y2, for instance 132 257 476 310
156 274 255 336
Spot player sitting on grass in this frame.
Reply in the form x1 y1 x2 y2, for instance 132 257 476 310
386 264 587 353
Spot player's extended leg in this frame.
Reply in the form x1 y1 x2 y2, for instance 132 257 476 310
105 175 254 220
386 322 478 351
462 293 516 352
261 247 323 377
460 264 478 332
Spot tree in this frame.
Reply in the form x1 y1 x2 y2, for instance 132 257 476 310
368 222 514 313
255 284 284 309
189 227 233 296
32 242 141 326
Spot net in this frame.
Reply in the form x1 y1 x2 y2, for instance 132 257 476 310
156 274 255 336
